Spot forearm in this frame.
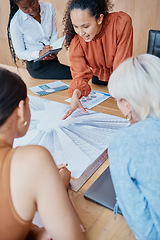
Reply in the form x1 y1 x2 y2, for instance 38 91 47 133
68 79 91 98
72 89 82 99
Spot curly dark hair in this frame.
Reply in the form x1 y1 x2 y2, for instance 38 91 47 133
7 0 23 66
63 0 113 49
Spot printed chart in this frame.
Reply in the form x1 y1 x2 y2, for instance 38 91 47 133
29 80 68 96
14 96 128 179
65 89 110 109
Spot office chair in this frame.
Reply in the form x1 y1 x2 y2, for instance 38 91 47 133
147 29 160 58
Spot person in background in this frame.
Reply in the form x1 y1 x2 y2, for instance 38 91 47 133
62 0 133 119
7 0 72 80
0 67 85 240
108 54 160 240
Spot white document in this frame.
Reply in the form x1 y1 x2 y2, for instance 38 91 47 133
33 212 43 227
52 35 65 49
34 36 66 62
65 90 110 109
14 96 128 179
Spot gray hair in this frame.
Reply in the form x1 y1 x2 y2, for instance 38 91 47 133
108 54 160 120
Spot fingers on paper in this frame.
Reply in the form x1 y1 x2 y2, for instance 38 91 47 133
79 103 88 113
62 103 88 120
62 109 73 120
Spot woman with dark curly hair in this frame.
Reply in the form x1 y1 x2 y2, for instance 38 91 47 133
62 0 133 119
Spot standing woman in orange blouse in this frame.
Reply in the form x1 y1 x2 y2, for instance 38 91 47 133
62 0 133 119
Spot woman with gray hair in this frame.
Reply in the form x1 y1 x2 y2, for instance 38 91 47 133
108 54 160 240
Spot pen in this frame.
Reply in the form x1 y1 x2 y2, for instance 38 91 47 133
58 163 68 170
39 41 46 46
60 163 68 168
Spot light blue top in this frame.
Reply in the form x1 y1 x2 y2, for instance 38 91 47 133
108 117 160 240
10 2 58 61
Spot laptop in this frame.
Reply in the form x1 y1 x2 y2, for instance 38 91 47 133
84 167 122 214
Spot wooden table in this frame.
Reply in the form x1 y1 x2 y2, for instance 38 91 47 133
0 64 136 240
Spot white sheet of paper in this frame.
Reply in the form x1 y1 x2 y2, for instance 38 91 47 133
65 90 110 109
52 35 65 49
33 212 43 227
13 96 128 178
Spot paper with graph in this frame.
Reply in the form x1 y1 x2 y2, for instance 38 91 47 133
14 96 128 178
65 89 110 109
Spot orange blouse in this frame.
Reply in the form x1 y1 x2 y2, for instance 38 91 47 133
68 11 133 97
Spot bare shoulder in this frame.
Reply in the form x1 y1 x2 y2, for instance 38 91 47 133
15 144 51 159
10 145 60 222
12 145 56 174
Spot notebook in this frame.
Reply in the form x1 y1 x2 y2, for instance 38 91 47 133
84 167 122 214
34 35 65 62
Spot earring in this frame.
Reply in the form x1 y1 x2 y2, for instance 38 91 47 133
125 113 132 121
23 121 27 126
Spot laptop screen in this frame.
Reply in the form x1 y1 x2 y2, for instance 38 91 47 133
84 167 122 214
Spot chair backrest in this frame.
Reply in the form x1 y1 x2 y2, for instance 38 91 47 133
147 29 160 58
